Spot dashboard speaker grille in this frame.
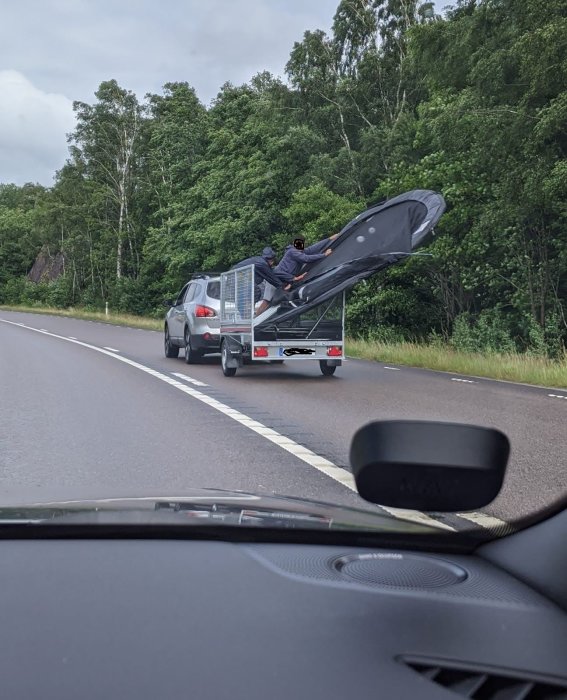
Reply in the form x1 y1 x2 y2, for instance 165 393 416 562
333 553 467 588
403 659 567 699
247 546 555 606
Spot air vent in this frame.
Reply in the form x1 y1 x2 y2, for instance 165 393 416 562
403 659 567 699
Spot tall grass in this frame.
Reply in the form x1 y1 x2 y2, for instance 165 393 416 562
0 304 163 331
346 338 567 389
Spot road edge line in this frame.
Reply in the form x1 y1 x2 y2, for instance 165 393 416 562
2 318 462 532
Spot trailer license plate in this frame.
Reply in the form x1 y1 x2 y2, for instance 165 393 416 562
282 347 315 356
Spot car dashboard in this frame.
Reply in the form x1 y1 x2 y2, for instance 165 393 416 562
1 535 565 699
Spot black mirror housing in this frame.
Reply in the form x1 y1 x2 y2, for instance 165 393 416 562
350 420 509 511
162 299 174 307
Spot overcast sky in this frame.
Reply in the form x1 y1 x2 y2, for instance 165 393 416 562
0 0 448 187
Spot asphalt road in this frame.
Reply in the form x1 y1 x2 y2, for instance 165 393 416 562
1 310 566 534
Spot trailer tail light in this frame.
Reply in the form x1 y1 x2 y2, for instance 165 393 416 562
203 332 211 340
195 305 216 318
327 346 342 357
254 347 269 358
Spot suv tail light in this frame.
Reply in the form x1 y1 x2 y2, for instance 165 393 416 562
195 305 216 318
254 347 269 358
327 346 342 357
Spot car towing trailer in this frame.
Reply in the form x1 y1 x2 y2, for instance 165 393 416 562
219 265 344 377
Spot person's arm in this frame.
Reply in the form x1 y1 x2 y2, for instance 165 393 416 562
257 261 286 288
273 269 295 283
294 250 327 263
304 233 340 255
304 238 330 255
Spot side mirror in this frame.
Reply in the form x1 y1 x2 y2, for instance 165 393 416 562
350 420 509 511
162 299 174 307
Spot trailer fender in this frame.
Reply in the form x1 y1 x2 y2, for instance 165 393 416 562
221 336 241 368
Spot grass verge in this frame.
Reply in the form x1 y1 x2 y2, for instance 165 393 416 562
2 304 566 389
346 338 567 389
0 304 163 331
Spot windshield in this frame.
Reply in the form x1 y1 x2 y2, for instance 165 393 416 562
0 0 565 540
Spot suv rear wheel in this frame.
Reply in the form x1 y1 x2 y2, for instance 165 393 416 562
164 325 179 358
184 327 203 364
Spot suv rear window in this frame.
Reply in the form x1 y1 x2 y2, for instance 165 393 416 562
207 281 220 299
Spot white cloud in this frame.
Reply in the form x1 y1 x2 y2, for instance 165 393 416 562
0 1 451 185
0 1 338 107
0 70 75 186
0 1 338 185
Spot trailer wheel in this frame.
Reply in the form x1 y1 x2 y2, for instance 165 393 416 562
221 339 237 377
319 360 336 376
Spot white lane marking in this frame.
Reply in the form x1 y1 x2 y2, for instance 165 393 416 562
383 366 400 371
351 352 567 394
0 318 462 532
40 328 48 332
451 377 475 384
1 319 359 496
456 511 509 530
68 336 77 340
103 347 120 352
548 394 567 400
172 372 208 387
379 507 454 531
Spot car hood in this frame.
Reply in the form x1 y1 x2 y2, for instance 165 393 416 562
0 487 445 534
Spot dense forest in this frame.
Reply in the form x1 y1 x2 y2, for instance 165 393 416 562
1 0 565 356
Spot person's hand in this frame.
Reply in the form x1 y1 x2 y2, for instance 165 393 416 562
329 233 340 241
284 284 291 291
324 249 333 256
293 273 306 282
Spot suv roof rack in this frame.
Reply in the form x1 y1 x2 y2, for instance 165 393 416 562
190 272 222 280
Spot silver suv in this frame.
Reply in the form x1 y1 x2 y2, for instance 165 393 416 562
163 274 221 363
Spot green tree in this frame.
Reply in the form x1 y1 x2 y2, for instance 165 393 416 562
0 183 46 291
140 82 208 299
70 80 144 281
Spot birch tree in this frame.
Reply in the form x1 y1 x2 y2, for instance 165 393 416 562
70 80 143 280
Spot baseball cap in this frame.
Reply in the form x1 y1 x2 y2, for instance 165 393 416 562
262 247 277 260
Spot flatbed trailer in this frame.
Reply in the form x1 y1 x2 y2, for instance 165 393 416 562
219 265 344 377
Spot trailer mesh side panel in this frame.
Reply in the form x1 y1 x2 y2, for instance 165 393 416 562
220 266 254 331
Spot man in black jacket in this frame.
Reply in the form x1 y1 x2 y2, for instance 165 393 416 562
231 247 290 317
